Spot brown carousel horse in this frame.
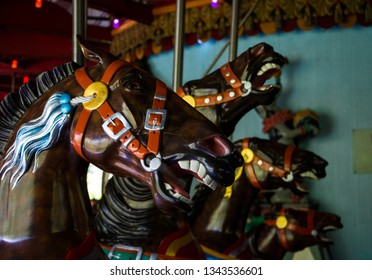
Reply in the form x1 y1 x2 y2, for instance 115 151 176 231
190 137 330 259
210 207 342 260
0 38 242 259
94 42 287 259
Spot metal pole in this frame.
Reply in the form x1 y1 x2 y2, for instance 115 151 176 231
172 0 186 91
229 0 240 61
203 0 260 77
73 0 87 65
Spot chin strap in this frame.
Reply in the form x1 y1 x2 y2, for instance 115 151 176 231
71 60 167 171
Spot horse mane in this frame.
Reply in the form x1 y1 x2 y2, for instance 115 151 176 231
0 62 80 157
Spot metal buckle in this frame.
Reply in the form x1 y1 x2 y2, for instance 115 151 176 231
144 109 167 130
108 244 143 260
102 112 132 141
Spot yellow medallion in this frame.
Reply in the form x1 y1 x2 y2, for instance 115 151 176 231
241 148 254 163
276 216 288 229
183 95 196 107
83 81 109 110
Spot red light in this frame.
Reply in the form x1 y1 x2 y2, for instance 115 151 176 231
23 76 29 83
11 60 18 69
35 0 42 8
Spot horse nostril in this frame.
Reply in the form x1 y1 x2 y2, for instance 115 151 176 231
197 135 235 157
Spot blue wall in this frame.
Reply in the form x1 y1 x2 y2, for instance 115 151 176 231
148 26 372 260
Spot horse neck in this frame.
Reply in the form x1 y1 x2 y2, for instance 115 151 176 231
248 226 286 260
192 176 259 252
95 175 184 252
0 131 91 242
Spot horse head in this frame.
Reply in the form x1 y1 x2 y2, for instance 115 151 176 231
233 137 328 195
251 207 343 259
177 42 288 136
71 38 242 212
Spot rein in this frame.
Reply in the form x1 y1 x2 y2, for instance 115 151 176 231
72 60 167 171
177 62 250 108
264 208 317 251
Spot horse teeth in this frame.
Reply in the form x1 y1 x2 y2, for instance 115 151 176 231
257 63 280 76
197 164 207 179
209 181 218 190
190 160 200 173
164 182 173 192
323 225 338 231
300 171 318 179
173 192 192 204
203 175 212 186
178 160 190 170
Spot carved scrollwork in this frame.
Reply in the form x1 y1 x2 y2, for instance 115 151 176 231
110 0 372 61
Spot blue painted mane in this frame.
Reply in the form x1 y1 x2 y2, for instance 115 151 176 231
0 62 80 157
0 62 80 187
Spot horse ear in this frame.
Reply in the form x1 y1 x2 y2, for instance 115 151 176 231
77 35 116 68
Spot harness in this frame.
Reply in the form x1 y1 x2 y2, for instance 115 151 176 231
72 60 167 171
176 62 251 107
224 138 295 198
264 208 317 251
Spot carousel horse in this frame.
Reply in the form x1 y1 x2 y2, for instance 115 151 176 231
94 43 287 259
244 207 342 260
190 137 329 260
0 38 242 259
177 42 287 136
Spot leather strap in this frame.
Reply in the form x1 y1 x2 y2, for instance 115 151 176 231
245 139 294 189
176 62 246 108
146 80 167 155
72 60 166 162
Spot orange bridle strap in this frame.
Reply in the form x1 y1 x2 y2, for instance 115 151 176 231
176 62 247 107
72 60 167 163
265 209 317 251
245 139 296 189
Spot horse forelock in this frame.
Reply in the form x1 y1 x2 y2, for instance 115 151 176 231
0 62 80 158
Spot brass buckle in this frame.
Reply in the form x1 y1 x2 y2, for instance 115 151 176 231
144 109 167 130
102 112 132 141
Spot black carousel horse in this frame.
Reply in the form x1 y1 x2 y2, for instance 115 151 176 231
177 42 287 136
190 137 331 259
0 38 242 259
244 207 342 260
94 43 287 259
201 207 342 260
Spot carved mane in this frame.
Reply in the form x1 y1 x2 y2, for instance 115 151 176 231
0 62 80 157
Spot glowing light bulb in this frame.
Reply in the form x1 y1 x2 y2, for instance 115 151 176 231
11 60 18 69
211 0 218 9
35 0 42 8
112 18 120 29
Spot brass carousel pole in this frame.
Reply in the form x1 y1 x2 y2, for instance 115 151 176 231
172 0 186 91
73 0 87 65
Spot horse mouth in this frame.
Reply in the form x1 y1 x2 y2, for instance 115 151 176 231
289 168 325 194
248 59 284 96
315 220 343 245
150 158 233 212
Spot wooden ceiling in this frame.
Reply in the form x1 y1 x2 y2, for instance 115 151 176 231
0 0 173 94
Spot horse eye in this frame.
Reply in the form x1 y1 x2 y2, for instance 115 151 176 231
123 81 143 92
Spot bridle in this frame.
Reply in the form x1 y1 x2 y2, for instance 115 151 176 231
176 62 251 108
72 59 167 171
264 208 317 251
237 138 295 189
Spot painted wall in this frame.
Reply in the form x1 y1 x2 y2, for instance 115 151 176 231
147 25 372 260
